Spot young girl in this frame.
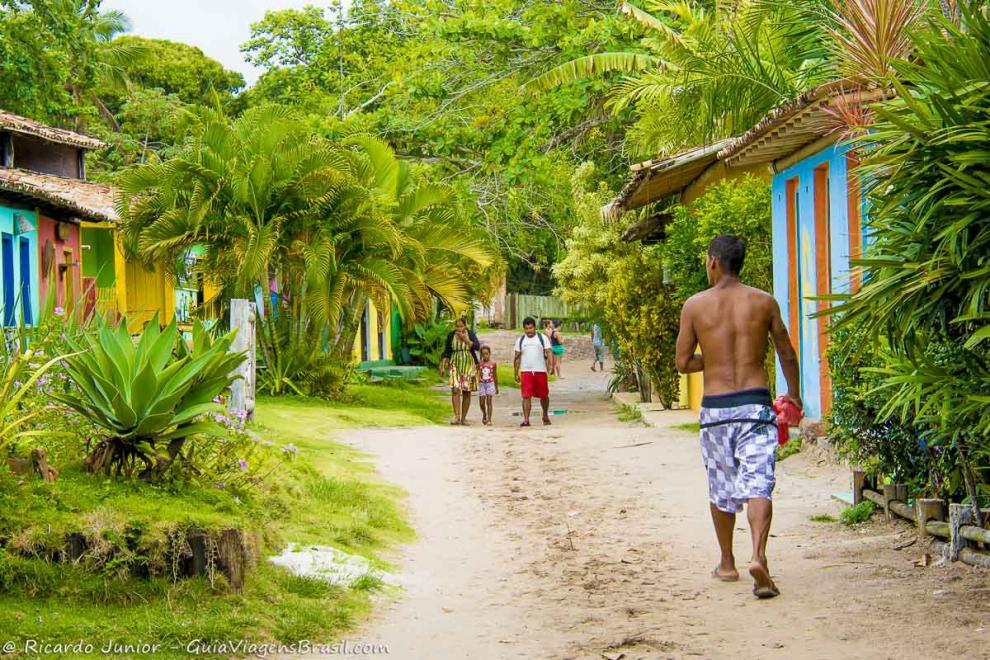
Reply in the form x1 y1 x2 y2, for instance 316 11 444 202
477 345 499 425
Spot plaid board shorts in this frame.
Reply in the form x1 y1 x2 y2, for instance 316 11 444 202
698 389 778 513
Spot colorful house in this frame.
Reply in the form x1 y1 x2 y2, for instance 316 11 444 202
352 300 399 367
605 140 771 410
0 110 176 331
717 83 882 419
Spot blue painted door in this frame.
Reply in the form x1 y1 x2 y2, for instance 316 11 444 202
1 233 14 326
19 237 32 325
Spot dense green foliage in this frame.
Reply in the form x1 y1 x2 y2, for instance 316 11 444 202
664 176 773 300
828 3 990 503
827 322 931 490
107 35 244 106
554 163 679 405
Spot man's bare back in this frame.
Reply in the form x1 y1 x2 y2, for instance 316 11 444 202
674 235 801 600
676 280 791 396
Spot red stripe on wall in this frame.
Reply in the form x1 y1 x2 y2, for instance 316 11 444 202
813 164 832 415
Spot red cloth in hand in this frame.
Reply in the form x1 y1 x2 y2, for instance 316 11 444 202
772 396 803 446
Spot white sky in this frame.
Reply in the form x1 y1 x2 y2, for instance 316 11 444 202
103 0 328 86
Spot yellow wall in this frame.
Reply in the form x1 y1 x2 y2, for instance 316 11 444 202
351 300 392 363
113 235 175 332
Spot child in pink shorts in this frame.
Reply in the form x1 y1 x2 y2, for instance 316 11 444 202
477 345 499 425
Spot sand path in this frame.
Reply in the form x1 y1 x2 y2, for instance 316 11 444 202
345 331 989 659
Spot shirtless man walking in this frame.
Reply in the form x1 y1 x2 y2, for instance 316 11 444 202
676 235 801 599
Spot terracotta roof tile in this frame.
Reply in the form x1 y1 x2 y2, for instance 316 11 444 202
0 168 118 222
0 110 107 150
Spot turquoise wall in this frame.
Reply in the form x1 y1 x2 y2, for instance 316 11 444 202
0 205 40 327
771 142 866 419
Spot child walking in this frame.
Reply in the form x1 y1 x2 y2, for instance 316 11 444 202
478 345 500 425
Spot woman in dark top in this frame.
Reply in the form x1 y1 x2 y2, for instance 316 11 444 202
439 317 481 425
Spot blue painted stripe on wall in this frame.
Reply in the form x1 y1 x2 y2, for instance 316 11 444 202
0 205 39 327
771 141 857 420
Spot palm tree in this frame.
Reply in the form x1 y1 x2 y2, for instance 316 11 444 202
117 104 493 376
48 0 148 130
528 0 833 156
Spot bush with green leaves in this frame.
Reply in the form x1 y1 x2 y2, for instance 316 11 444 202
54 316 245 480
664 175 773 301
827 322 933 492
555 163 680 404
0 349 67 452
830 3 990 507
404 318 451 368
840 501 875 526
603 246 681 407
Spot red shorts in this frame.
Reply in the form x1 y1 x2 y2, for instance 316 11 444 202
520 371 549 399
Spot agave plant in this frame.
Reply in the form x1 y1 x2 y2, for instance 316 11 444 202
53 316 245 480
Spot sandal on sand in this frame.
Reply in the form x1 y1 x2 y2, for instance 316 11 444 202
749 564 779 598
711 566 739 582
520 420 531 427
753 583 780 599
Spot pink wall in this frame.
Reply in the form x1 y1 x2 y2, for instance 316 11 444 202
37 214 81 310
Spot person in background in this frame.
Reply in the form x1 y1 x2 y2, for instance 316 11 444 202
439 316 481 425
515 317 551 426
542 319 556 375
591 323 606 372
549 320 565 378
477 345 499 425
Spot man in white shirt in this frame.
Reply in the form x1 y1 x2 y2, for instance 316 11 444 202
514 316 552 426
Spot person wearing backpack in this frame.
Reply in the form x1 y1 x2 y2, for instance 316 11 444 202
514 316 552 426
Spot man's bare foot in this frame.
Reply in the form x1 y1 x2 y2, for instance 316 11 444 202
711 564 739 582
749 561 779 598
542 416 551 425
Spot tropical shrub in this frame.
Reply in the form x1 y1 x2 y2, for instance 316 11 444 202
0 349 67 451
664 175 773 300
603 246 681 407
404 318 451 368
54 317 245 480
555 163 680 404
830 2 990 505
827 322 929 489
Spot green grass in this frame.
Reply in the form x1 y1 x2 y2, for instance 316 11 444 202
0 382 444 655
840 501 876 526
809 513 837 523
673 422 701 433
617 403 644 424
776 436 803 462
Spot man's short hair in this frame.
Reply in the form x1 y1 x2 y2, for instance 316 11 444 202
523 316 536 327
708 234 746 276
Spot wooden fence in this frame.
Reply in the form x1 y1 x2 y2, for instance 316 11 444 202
504 294 584 329
853 470 990 569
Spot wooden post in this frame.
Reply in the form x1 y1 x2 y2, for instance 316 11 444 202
882 483 898 521
852 468 866 506
949 503 975 562
916 499 945 538
894 484 907 505
228 299 256 423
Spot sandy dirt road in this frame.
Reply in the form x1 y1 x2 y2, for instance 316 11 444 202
345 332 989 660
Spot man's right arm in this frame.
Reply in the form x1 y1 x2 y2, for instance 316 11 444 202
769 298 802 411
676 299 704 374
513 351 521 382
